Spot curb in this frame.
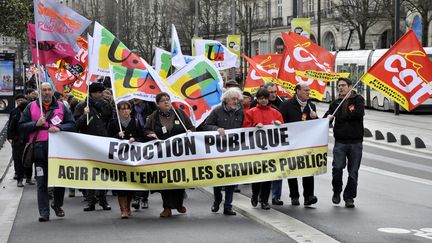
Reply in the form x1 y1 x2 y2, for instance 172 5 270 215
198 187 339 243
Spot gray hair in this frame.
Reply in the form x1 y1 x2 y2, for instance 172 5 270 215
221 87 243 103
263 82 276 89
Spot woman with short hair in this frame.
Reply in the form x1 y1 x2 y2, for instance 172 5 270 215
143 92 195 217
203 88 244 216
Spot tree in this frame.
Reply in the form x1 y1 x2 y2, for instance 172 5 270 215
0 0 33 40
335 0 385 49
404 0 432 46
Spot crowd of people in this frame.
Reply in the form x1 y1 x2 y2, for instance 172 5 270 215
7 77 365 222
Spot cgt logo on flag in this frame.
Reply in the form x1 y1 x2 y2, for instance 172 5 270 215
361 30 432 111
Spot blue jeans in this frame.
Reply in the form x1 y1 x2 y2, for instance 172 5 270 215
272 180 282 200
332 142 363 200
214 185 235 209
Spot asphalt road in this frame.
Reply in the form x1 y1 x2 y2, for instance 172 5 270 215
240 139 432 243
8 187 293 243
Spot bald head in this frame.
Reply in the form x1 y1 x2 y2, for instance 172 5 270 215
41 82 54 104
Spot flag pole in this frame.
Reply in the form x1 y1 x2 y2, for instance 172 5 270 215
331 79 361 116
171 105 188 133
34 35 43 116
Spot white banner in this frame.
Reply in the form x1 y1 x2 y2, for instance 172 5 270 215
48 119 329 190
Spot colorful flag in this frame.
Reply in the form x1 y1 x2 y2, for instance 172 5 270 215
244 54 282 94
33 0 91 45
166 56 223 126
90 22 146 76
171 24 187 69
27 23 76 65
277 32 336 100
154 48 172 80
360 30 432 111
194 40 238 70
110 65 162 103
46 66 75 92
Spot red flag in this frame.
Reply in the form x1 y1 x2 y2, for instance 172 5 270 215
27 23 76 65
277 32 335 100
361 30 432 111
244 54 281 93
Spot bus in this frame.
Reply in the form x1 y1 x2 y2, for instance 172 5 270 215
324 47 432 112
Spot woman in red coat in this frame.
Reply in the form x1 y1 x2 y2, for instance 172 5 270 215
242 87 283 210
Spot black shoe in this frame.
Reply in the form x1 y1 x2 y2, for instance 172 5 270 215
131 199 140 210
291 198 300 206
251 197 258 207
332 193 341 204
304 196 318 206
272 199 284 206
223 208 236 216
100 204 111 210
141 200 149 209
25 178 35 185
83 204 95 212
17 180 24 188
68 190 75 198
38 216 49 222
345 199 355 208
51 204 65 217
211 201 220 212
261 202 270 210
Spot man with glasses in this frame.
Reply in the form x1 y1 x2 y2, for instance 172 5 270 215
325 78 364 208
278 83 318 207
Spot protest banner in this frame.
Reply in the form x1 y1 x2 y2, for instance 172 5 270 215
48 119 328 190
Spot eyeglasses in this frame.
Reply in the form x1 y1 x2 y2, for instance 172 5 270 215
158 98 171 103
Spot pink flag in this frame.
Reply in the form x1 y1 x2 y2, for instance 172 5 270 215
34 0 91 45
27 23 76 65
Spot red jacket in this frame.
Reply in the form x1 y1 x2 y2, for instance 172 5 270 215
242 104 283 127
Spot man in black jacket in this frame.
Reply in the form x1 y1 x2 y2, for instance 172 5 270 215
74 82 113 211
7 95 33 187
278 83 318 207
325 78 364 208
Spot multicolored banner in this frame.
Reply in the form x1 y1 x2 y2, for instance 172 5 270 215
110 65 162 103
90 22 146 76
154 47 171 80
227 35 241 67
33 0 91 45
194 40 238 70
171 24 187 69
166 56 223 126
360 30 432 111
277 32 336 100
48 119 328 190
292 18 311 38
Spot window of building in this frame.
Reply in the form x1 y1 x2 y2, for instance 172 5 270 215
326 0 332 9
308 0 314 16
277 0 282 17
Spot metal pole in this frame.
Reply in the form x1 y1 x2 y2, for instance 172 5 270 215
231 0 236 34
248 6 252 57
317 0 321 45
116 0 120 37
394 0 400 115
195 0 199 36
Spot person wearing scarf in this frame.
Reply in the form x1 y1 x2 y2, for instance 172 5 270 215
278 83 318 207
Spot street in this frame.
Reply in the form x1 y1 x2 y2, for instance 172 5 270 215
2 104 432 243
